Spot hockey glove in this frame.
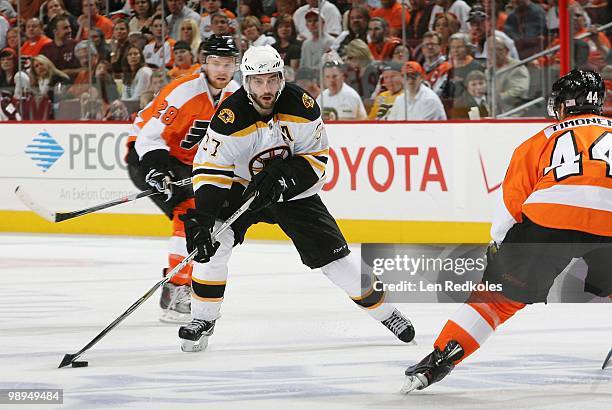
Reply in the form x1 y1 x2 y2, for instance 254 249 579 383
145 168 175 202
180 209 220 263
141 149 174 202
243 158 296 212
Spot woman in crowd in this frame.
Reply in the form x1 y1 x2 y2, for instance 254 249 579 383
42 0 79 39
92 59 120 107
433 12 460 55
241 16 275 47
333 4 370 58
180 18 202 57
29 54 71 100
110 19 131 73
121 45 152 101
343 39 380 105
91 28 112 62
129 0 154 33
20 54 70 120
0 48 29 98
272 14 301 71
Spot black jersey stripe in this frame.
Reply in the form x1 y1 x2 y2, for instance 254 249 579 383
193 168 235 178
313 155 328 164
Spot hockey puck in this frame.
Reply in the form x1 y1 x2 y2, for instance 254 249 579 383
71 361 88 368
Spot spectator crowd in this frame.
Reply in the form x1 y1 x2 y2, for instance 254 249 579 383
0 0 610 121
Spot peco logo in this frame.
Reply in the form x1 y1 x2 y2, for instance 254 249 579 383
25 131 65 172
68 131 130 170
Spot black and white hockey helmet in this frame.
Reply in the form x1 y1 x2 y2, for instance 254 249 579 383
200 35 240 57
547 69 605 118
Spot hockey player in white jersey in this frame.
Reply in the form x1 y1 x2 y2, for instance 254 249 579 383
177 45 416 351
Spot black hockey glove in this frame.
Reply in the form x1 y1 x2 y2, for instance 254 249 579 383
243 158 296 212
141 149 174 202
145 168 175 202
180 209 220 263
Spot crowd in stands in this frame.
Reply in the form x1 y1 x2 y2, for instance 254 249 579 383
0 0 610 121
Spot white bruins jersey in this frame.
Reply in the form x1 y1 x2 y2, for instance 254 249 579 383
193 83 328 201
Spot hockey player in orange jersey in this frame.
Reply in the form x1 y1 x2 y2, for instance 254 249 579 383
402 69 612 393
125 35 240 323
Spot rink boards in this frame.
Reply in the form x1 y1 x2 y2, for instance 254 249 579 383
0 120 550 242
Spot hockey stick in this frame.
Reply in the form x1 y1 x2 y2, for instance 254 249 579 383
58 194 255 368
603 347 612 370
15 178 191 223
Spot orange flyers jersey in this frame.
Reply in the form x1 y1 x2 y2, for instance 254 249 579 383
134 73 239 165
491 114 612 242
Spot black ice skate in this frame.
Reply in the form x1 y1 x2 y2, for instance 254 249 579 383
159 269 191 324
179 318 216 352
381 309 415 343
401 340 464 394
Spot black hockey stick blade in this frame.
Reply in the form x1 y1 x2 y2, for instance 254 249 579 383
59 353 80 369
603 347 612 370
57 195 254 368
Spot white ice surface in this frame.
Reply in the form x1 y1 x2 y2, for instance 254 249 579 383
0 234 610 410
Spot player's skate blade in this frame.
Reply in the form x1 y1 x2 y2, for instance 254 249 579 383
179 319 215 352
400 374 428 394
400 340 464 394
381 309 415 343
159 309 191 324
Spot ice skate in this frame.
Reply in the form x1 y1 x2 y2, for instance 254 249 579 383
179 318 216 352
401 340 464 394
381 309 415 343
159 279 191 324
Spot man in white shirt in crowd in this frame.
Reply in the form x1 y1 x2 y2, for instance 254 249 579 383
143 15 176 70
199 0 237 39
166 0 200 40
317 61 367 120
300 9 335 71
387 61 447 121
293 0 342 41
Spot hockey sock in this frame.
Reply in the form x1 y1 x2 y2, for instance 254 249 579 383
168 199 196 286
434 290 526 364
190 220 235 321
321 253 395 321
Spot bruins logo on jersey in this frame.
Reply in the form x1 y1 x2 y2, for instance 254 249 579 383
302 93 314 109
218 108 235 124
249 146 291 176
